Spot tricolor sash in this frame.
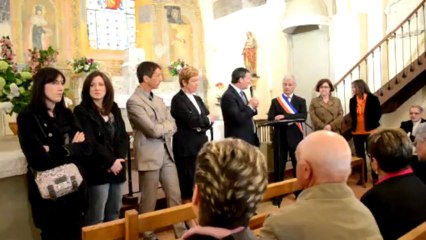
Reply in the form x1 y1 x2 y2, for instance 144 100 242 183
276 94 304 134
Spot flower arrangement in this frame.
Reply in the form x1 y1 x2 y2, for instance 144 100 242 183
0 36 16 70
27 46 59 74
0 60 33 115
68 57 100 74
168 59 186 77
215 82 225 105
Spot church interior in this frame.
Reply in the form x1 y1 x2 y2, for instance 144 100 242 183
0 0 425 239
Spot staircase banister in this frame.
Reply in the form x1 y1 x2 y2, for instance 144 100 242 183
334 0 425 87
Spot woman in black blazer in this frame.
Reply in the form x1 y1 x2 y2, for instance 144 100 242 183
361 129 426 240
349 79 381 183
18 67 90 240
170 66 213 203
74 71 129 226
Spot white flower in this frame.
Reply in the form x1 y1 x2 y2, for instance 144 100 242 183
83 64 90 71
0 101 13 113
176 65 182 71
9 83 20 98
64 97 73 107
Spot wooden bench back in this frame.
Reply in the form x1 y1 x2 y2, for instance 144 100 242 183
82 178 301 240
398 221 426 240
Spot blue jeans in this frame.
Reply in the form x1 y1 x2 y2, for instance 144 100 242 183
85 182 124 226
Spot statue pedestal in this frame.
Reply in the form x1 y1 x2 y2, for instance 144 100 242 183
70 73 85 105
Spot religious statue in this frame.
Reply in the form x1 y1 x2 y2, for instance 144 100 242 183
28 4 51 50
243 31 258 77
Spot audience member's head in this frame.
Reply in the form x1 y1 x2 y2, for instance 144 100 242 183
367 129 412 174
295 131 352 188
415 123 426 161
193 138 268 229
178 66 199 91
409 105 423 122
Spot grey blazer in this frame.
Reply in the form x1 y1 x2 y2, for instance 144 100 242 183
127 87 177 171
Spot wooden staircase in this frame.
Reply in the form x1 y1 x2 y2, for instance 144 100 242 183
336 0 426 138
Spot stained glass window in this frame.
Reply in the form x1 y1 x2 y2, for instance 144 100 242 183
86 0 136 50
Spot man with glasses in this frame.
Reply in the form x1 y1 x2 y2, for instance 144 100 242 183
400 105 425 142
414 122 426 184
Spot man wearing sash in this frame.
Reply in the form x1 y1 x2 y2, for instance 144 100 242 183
267 75 307 204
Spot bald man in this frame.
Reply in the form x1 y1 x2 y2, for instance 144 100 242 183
260 131 382 240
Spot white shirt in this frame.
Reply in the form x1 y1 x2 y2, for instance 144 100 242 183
412 120 422 137
184 91 201 114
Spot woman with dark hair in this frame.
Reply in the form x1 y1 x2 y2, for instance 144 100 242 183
74 71 129 225
17 67 90 240
350 79 382 184
361 129 426 240
309 78 343 132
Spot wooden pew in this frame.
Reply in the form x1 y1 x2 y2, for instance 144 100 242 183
398 221 426 240
82 178 301 240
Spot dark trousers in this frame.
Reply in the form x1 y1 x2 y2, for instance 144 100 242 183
274 144 297 182
353 134 378 182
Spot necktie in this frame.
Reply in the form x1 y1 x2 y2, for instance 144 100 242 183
240 91 248 105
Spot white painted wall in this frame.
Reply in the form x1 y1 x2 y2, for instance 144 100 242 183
198 0 288 118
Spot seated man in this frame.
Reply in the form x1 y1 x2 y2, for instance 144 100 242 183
414 122 426 183
400 105 425 142
183 138 268 240
260 131 382 240
361 129 426 240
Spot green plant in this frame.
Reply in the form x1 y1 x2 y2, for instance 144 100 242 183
27 46 59 74
68 57 100 74
0 60 33 115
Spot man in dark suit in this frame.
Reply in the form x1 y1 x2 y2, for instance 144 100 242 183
267 75 307 192
400 105 425 142
221 67 259 146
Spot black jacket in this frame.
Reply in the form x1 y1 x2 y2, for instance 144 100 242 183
171 90 210 157
400 118 426 141
17 107 91 229
361 174 426 240
221 86 259 146
349 93 382 132
74 102 129 185
267 94 307 148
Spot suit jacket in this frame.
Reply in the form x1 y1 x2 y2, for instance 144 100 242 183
400 118 426 142
349 93 382 132
260 183 383 240
171 90 210 157
74 102 129 185
309 96 343 132
267 94 307 148
127 87 176 171
221 85 259 146
361 174 426 240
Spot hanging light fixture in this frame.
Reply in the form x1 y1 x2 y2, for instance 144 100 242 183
282 0 329 34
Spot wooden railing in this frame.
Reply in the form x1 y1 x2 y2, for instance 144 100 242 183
334 0 426 114
82 178 301 240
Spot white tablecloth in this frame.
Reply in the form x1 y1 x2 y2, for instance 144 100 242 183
0 136 27 179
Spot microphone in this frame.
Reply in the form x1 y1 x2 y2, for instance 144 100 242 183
250 86 254 97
